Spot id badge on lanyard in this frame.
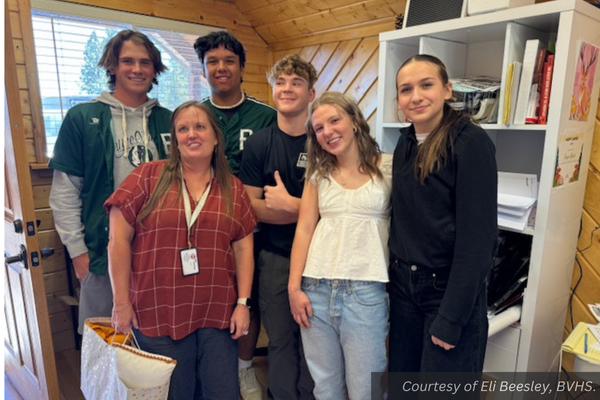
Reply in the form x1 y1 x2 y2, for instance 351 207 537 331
180 168 212 276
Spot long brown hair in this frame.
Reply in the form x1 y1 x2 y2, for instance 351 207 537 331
396 54 465 183
137 101 232 223
305 92 382 182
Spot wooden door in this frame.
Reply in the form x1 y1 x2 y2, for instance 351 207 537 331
4 7 60 400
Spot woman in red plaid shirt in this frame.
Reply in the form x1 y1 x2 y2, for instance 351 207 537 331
105 101 257 400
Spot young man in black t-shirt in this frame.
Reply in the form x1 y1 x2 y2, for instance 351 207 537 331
239 54 317 400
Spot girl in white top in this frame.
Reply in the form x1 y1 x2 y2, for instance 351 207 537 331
289 92 391 400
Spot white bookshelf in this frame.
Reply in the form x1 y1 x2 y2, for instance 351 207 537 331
376 0 600 374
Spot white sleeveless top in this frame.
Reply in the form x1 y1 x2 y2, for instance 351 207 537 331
303 153 393 282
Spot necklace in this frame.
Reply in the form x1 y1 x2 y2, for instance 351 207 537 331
336 166 359 186
209 91 245 110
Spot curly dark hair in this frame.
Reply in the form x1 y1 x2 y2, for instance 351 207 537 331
193 31 246 69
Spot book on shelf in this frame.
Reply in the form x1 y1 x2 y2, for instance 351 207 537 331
538 54 555 125
524 48 547 124
513 39 544 125
502 61 522 124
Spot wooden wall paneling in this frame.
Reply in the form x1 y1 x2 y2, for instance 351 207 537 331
564 290 596 333
589 119 600 168
344 48 379 104
570 254 600 312
368 110 377 126
41 248 67 274
328 36 379 94
300 45 320 63
59 0 253 31
313 38 361 97
25 140 36 163
52 330 74 353
44 271 70 294
254 0 402 43
13 39 25 64
233 25 271 47
35 209 55 231
583 164 600 223
241 0 370 28
48 311 72 335
23 116 33 140
231 0 271 13
243 63 271 79
10 11 23 38
273 47 303 64
269 18 395 51
242 82 269 102
17 0 48 164
19 90 30 115
357 80 378 121
8 0 19 11
16 65 28 90
46 291 71 315
577 210 600 277
29 168 53 186
310 42 339 77
32 185 51 209
38 231 63 252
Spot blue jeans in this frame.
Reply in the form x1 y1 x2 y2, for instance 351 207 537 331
133 327 238 400
388 257 488 374
300 278 389 400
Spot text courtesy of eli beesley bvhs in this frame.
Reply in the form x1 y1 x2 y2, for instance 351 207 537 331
383 373 599 398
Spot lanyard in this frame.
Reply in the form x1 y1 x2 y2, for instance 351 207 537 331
181 167 213 248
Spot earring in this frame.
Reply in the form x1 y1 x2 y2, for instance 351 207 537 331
353 127 358 134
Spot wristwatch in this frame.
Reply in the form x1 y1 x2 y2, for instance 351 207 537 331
237 297 252 309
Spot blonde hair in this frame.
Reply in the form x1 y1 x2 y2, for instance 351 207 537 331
305 91 382 182
267 54 318 89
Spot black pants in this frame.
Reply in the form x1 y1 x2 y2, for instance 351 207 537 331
258 249 314 400
388 258 488 373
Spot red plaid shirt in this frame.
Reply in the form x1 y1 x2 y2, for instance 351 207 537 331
105 161 256 340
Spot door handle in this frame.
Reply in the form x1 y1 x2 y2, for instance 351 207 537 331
5 244 28 272
41 248 54 259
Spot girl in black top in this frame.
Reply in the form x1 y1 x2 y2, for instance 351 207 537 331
388 54 497 376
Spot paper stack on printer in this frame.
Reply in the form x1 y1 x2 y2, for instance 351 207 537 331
498 172 538 232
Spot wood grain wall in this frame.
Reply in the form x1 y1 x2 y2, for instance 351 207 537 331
248 0 406 131
562 98 600 373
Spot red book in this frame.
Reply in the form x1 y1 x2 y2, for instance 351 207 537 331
538 54 555 125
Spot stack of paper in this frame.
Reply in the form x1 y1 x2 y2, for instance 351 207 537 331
498 172 538 232
563 322 600 366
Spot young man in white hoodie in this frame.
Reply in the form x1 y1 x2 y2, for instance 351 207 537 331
48 30 172 335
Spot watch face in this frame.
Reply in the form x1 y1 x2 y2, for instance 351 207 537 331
246 298 253 308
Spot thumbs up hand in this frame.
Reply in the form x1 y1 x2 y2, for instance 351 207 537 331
263 170 291 212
